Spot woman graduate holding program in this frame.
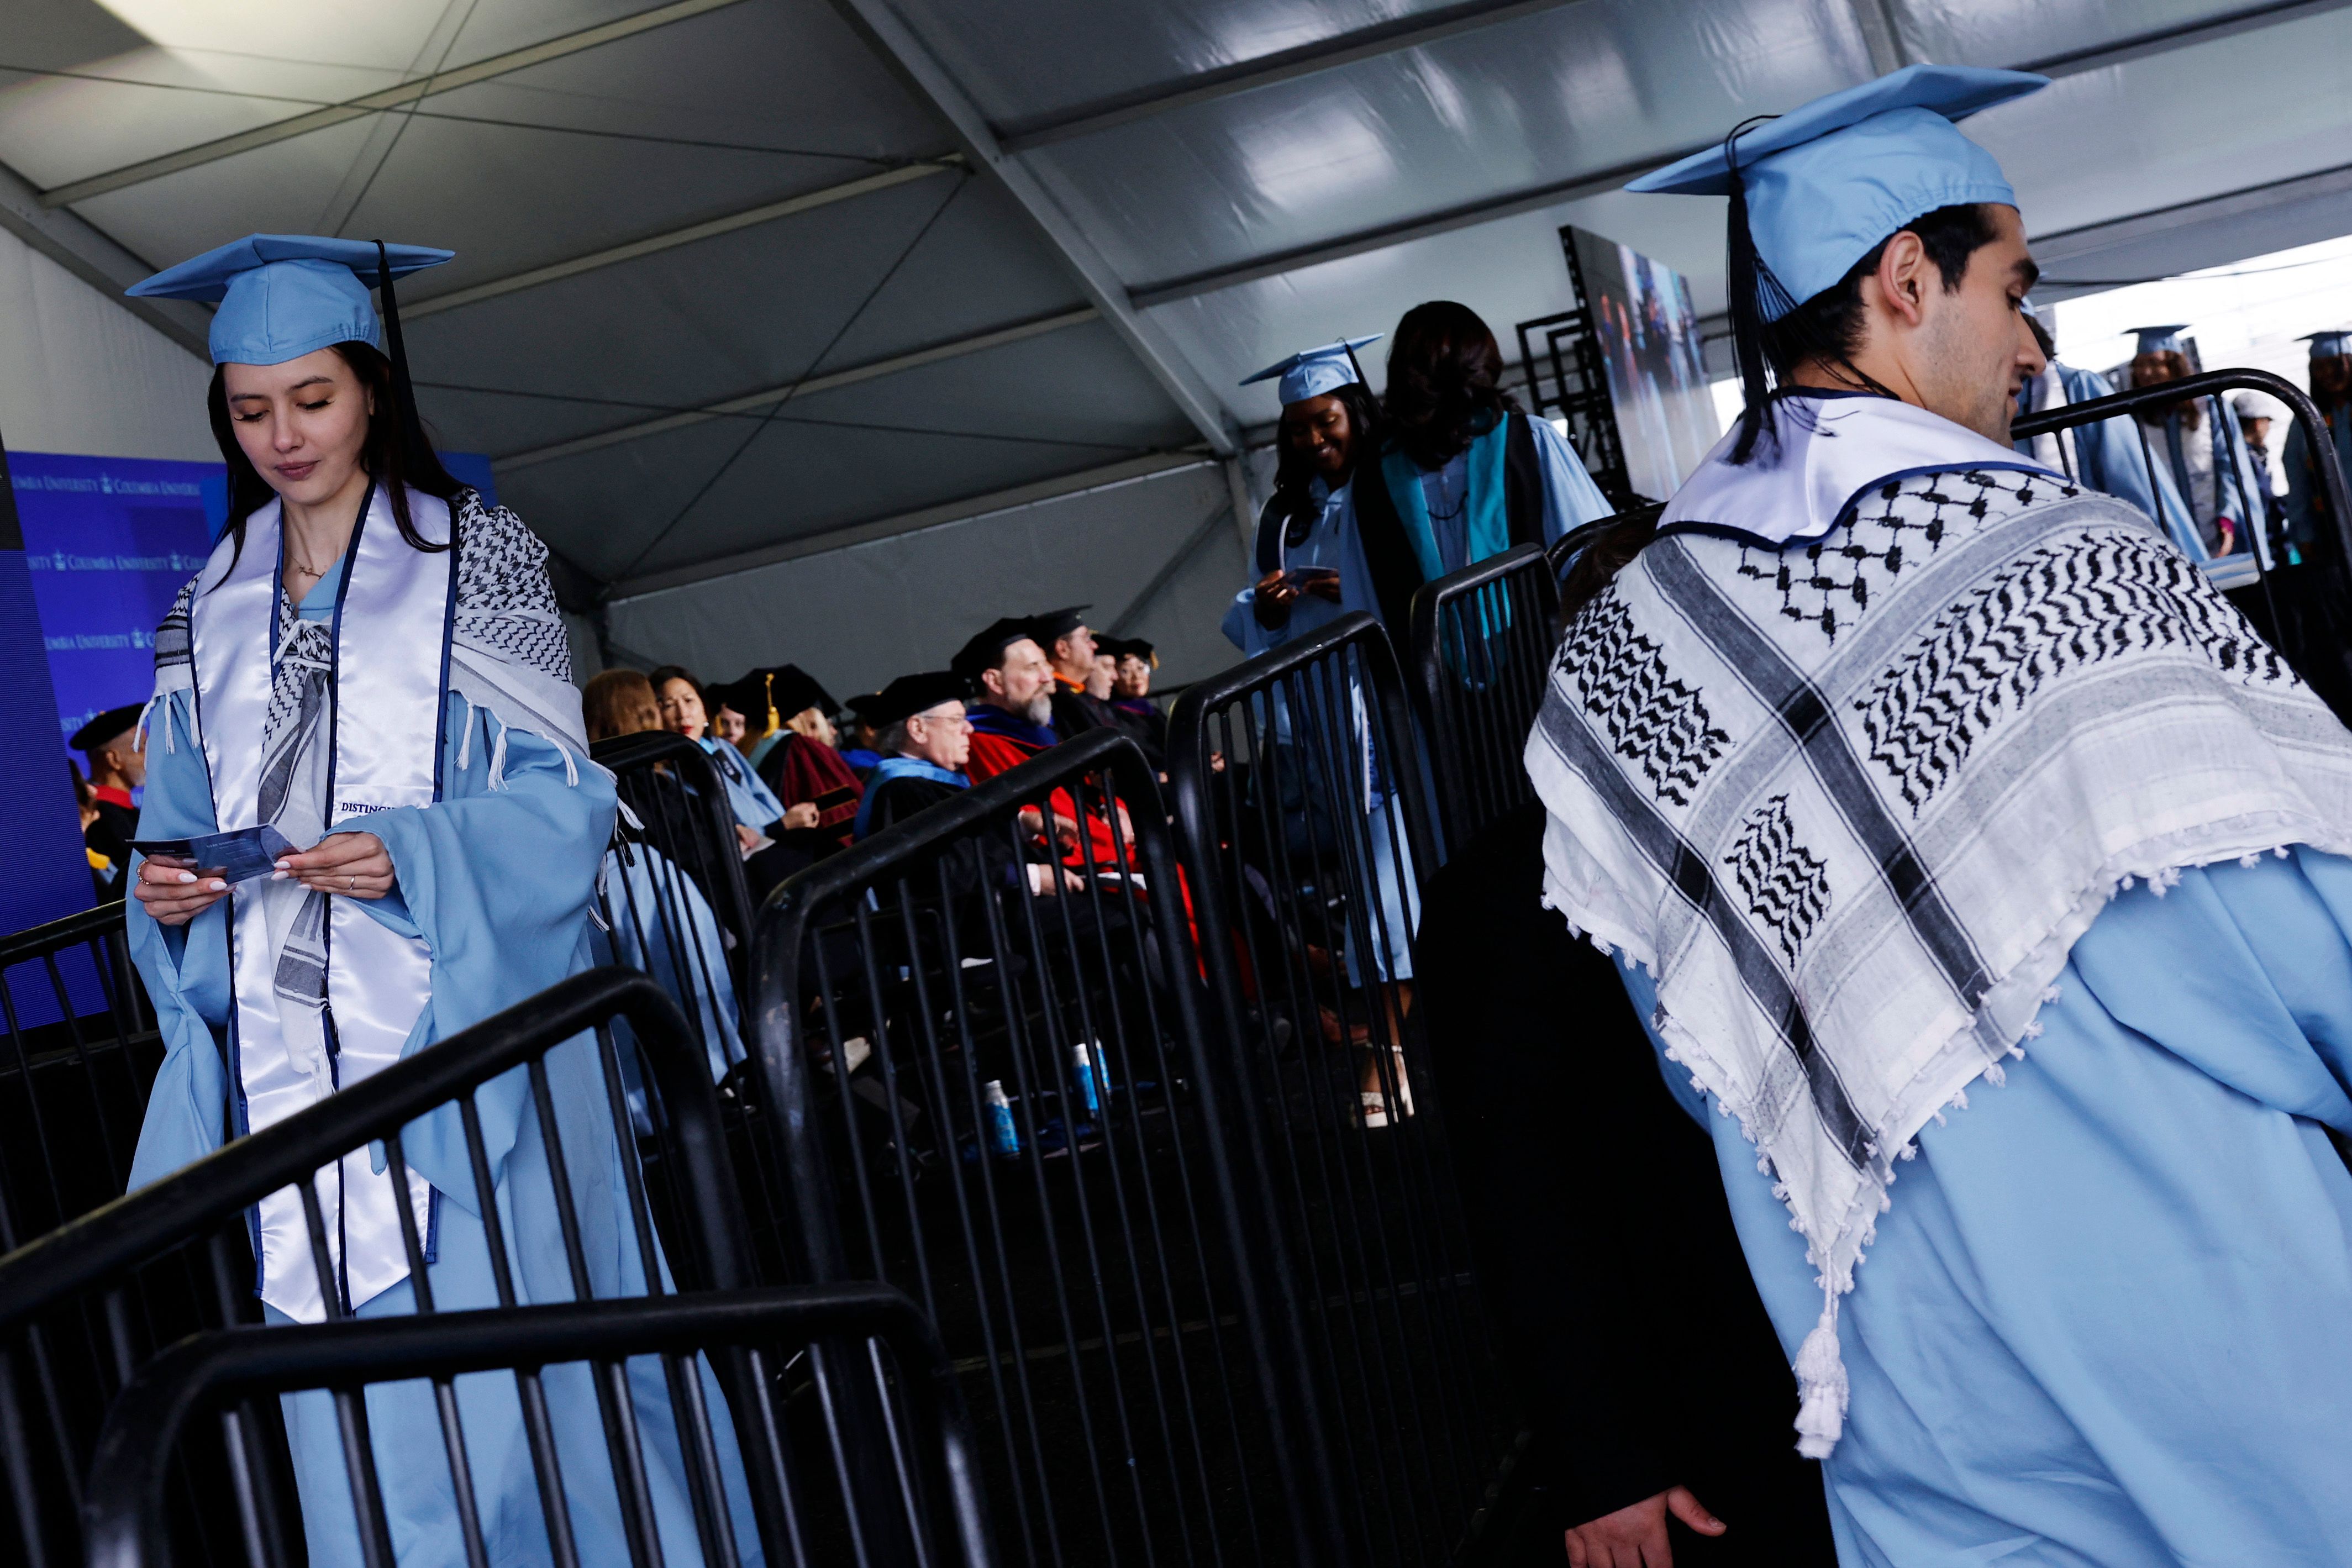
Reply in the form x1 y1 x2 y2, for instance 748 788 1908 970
121 234 757 1567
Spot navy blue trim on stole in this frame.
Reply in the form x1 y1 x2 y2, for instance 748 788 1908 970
432 488 459 802
1534 698 1874 1168
322 492 369 1320
1644 539 1992 1007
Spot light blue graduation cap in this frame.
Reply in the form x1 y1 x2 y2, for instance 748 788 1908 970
1240 335 1382 406
2302 330 2352 359
2130 325 2191 357
127 233 453 366
1627 64 2046 317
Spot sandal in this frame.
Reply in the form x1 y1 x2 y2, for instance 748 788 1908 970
1361 1090 1390 1130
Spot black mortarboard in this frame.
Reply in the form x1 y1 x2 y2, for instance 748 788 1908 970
1102 635 1158 666
70 703 146 753
728 665 837 725
952 617 1044 681
864 671 971 729
1026 606 1091 646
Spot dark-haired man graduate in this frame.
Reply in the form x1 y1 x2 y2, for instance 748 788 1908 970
1530 64 2352 1564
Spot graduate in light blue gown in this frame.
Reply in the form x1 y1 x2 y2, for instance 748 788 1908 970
2118 325 2277 591
1618 851 2352 1563
1223 335 1386 660
121 235 759 1567
1530 65 2352 1566
2284 329 2352 557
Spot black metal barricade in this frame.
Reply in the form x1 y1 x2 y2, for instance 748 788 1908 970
1406 511 1662 857
0 902 157 1253
749 727 1335 1568
591 732 807 1287
1167 613 1513 1568
0 967 750 1568
82 1282 995 1568
2012 366 2352 717
1407 545 1559 856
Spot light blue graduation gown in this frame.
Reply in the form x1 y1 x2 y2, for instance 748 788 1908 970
1220 419 1613 657
1222 476 1367 658
128 571 762 1568
701 735 786 832
2283 403 2352 556
1619 850 2352 1565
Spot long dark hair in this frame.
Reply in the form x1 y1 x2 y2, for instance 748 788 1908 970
1269 380 1381 550
1382 301 1517 470
209 340 462 566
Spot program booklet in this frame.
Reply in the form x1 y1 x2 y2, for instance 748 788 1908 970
130 825 299 885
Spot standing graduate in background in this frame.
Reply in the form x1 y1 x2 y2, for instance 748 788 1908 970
121 234 755 1568
1222 336 1383 657
2285 329 2352 555
1534 66 2352 1565
2122 325 2275 590
1353 302 1613 630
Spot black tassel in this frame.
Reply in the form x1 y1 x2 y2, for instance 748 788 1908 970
373 239 430 463
1722 115 1785 465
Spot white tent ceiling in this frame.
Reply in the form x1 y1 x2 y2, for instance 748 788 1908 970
6 0 2352 623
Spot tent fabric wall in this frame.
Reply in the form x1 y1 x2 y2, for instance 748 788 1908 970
604 459 1248 700
0 225 208 462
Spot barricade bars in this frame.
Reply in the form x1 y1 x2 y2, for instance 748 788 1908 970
1406 544 1560 855
751 728 1326 1568
0 967 756 1568
82 1285 996 1568
1169 613 1512 1567
0 902 156 1254
2012 367 2352 714
2011 367 2352 569
591 732 805 1285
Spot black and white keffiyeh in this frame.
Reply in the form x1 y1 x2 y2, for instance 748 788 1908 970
150 487 584 760
1527 404 2352 1457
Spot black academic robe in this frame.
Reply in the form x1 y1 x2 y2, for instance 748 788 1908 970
1048 679 1120 743
85 792 136 882
1417 802 1834 1561
1109 699 1167 774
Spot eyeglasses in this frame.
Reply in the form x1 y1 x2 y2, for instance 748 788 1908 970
911 708 972 730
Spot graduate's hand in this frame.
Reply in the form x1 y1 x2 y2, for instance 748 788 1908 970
1026 863 1084 897
1562 1486 1723 1567
276 833 396 899
1302 570 1345 603
736 823 761 853
134 854 230 926
781 802 821 831
1254 570 1297 628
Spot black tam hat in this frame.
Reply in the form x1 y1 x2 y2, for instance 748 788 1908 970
951 617 1043 682
70 703 146 753
864 671 971 729
1025 605 1091 647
